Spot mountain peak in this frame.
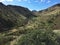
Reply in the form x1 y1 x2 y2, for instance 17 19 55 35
0 2 5 6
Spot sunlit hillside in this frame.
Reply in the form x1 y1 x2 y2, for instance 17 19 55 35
0 2 60 45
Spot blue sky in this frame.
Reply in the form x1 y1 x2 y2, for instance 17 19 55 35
0 0 60 11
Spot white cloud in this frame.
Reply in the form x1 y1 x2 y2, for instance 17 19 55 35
0 0 5 2
0 0 51 4
41 0 43 2
47 0 51 3
23 0 31 4
0 0 13 2
18 0 31 4
37 0 51 3
35 0 45 3
7 0 13 2
18 0 28 2
40 0 45 2
35 0 39 2
23 0 27 1
18 0 21 2
28 1 31 3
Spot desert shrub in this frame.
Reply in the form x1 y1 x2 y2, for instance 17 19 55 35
0 35 15 45
15 29 59 45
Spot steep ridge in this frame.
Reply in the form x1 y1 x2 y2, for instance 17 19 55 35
0 3 35 31
7 5 35 18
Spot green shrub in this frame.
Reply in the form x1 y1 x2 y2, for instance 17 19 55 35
15 29 59 45
0 36 15 45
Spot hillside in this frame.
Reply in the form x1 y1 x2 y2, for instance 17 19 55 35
38 3 60 29
0 3 60 45
0 2 35 31
28 3 60 30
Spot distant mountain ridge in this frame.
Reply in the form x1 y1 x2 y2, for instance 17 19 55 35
32 3 60 14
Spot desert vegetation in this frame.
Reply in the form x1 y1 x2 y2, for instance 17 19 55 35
0 3 60 45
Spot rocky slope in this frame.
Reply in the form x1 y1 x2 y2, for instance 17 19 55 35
0 2 35 31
